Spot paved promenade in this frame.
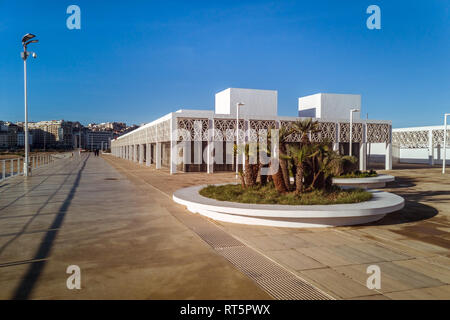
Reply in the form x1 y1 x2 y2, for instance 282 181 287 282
1 154 449 299
0 154 270 299
103 156 450 300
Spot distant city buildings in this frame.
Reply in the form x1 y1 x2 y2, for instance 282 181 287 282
0 121 18 148
17 132 33 147
0 120 139 151
86 131 114 150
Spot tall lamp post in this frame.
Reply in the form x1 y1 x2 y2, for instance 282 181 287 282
235 102 245 179
442 113 450 174
349 108 360 157
21 33 38 177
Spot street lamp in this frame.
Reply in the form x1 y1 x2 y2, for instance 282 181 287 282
236 102 245 179
349 108 360 157
21 33 38 177
442 113 450 174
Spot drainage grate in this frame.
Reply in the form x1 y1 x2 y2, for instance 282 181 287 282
172 210 333 300
220 247 332 300
192 227 244 249
258 278 331 300
220 247 293 280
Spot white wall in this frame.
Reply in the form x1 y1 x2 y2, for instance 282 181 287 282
398 148 429 164
298 94 322 118
370 145 450 165
215 88 277 117
298 93 361 120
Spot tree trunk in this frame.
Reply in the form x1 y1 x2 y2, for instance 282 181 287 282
239 172 246 188
244 154 255 187
270 160 287 193
259 164 268 185
251 164 259 185
295 164 304 194
279 143 291 191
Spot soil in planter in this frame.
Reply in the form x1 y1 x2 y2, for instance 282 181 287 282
200 183 372 205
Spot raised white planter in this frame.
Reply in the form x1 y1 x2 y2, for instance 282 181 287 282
332 174 395 189
173 185 405 228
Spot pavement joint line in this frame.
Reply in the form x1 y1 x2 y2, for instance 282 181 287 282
0 158 73 206
102 156 172 200
0 212 60 219
0 160 81 215
328 265 384 296
0 258 48 268
105 156 335 300
0 154 71 193
0 156 87 260
9 155 89 300
334 228 450 260
0 228 60 238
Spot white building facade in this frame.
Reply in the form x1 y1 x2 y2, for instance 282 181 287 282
392 126 450 165
111 88 393 174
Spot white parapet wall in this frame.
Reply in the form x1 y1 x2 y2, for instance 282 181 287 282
367 125 450 165
298 93 361 120
215 88 278 117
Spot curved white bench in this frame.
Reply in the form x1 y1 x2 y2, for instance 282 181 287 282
173 185 405 228
332 174 395 189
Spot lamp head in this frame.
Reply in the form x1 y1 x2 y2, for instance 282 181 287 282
350 108 360 113
22 33 36 44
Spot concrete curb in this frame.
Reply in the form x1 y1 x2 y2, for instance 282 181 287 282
173 185 405 228
332 174 395 188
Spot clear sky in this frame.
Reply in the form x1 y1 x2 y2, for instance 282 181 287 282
0 0 449 128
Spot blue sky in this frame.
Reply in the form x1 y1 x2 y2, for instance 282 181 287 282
0 0 449 128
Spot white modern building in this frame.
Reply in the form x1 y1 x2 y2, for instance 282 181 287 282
111 88 393 174
366 125 450 165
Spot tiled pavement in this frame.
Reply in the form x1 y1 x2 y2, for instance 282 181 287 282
0 153 270 299
103 156 450 300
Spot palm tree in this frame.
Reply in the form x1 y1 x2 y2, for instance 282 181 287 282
265 127 288 193
292 118 320 145
278 126 293 191
289 144 312 193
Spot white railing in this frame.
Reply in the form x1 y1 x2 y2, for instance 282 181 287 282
0 154 57 182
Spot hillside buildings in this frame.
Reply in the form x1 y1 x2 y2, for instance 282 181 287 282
0 120 138 151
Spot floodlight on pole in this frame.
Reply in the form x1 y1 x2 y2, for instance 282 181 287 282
21 33 38 177
349 109 360 157
236 102 245 179
442 113 450 174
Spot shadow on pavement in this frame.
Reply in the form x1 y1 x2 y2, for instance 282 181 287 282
371 200 439 226
12 155 89 300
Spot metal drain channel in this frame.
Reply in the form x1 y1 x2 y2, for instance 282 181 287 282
173 211 332 300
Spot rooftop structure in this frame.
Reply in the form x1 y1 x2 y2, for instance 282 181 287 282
215 88 278 117
298 93 361 120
